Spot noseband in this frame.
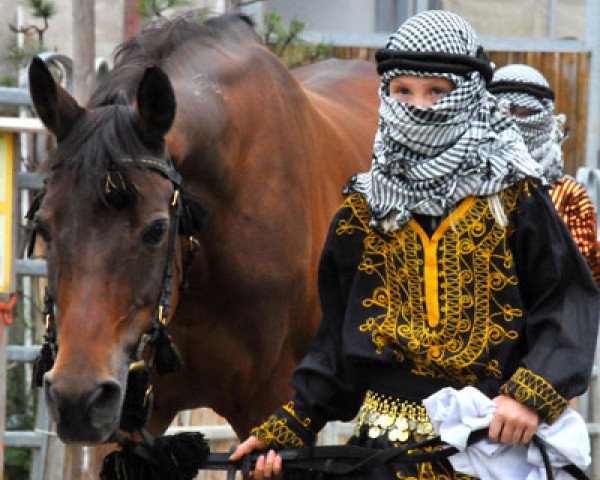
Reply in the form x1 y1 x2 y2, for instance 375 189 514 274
29 156 203 434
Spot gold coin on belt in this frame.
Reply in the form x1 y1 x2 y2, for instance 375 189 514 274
416 423 429 435
368 426 382 438
377 413 395 429
388 427 410 442
394 417 408 431
424 422 434 434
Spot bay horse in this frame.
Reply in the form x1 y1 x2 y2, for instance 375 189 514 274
27 14 378 444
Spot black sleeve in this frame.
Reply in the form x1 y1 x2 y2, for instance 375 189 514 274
499 181 600 424
251 202 367 448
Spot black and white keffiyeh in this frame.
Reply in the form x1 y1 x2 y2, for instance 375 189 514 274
347 10 541 231
490 64 566 185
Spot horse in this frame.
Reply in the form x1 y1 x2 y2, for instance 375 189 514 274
27 13 379 445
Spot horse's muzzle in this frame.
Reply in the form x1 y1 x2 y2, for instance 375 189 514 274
44 374 124 443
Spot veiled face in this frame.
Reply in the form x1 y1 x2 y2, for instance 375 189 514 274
509 105 542 118
389 75 455 107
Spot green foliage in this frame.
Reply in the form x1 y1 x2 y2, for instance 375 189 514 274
195 9 210 24
136 0 192 19
29 0 56 20
5 448 31 480
5 43 44 70
263 12 332 68
0 75 17 87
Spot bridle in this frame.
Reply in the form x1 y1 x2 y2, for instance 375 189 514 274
29 156 203 434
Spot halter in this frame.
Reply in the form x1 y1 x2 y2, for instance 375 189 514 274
29 156 203 433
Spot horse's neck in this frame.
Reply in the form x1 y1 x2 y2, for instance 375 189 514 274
171 48 313 192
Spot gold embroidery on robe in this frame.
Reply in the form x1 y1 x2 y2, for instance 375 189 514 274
337 186 524 385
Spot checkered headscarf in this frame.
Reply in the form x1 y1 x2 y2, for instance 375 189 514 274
347 11 541 231
490 64 565 185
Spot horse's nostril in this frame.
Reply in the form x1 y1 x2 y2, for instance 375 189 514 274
43 377 61 423
87 380 123 429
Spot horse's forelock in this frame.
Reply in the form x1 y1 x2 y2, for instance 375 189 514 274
46 105 164 209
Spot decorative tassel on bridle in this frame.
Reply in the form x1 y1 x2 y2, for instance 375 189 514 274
100 428 210 480
32 288 57 388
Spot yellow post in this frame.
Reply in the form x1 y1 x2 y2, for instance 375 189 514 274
0 131 13 294
0 130 13 480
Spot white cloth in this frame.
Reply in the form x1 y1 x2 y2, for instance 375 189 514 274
422 386 590 480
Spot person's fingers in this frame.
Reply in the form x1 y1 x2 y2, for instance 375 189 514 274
254 454 266 480
273 453 283 477
230 436 264 461
522 423 536 444
521 415 539 444
263 450 276 478
499 421 513 444
488 414 502 442
510 426 524 445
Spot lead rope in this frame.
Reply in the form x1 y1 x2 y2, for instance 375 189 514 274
101 426 591 480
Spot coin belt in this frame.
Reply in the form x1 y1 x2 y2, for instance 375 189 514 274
355 390 436 444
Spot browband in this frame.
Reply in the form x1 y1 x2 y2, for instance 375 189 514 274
375 48 494 84
487 80 555 101
120 157 182 186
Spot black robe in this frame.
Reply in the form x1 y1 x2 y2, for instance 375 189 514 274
252 179 599 478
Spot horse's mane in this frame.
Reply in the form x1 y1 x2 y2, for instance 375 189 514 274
89 14 259 108
46 14 258 205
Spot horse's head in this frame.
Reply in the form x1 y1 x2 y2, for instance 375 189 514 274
27 57 204 443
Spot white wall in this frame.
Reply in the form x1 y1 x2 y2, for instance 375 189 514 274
262 0 377 34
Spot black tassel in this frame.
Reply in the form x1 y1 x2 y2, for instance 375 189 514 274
179 188 207 235
100 432 210 480
154 326 183 375
31 342 55 388
119 366 153 433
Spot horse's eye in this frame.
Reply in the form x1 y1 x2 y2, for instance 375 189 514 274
142 220 168 246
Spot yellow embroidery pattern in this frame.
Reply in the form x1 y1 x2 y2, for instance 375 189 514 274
339 187 524 385
500 367 568 423
251 414 306 449
396 462 476 480
282 401 312 429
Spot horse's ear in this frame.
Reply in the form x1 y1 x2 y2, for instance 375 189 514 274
28 57 84 141
136 67 176 139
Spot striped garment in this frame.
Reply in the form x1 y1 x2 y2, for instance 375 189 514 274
490 64 566 186
550 176 600 286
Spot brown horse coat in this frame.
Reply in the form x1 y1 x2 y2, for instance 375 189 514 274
28 14 378 443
